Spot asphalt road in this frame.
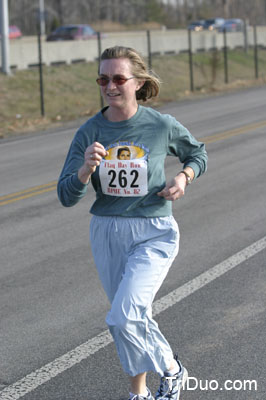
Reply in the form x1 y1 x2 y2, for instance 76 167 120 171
0 86 266 400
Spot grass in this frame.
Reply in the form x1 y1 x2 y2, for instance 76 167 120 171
0 48 265 138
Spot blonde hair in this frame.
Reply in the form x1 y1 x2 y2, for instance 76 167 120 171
100 46 161 102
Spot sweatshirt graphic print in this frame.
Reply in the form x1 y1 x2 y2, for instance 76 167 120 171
99 141 150 197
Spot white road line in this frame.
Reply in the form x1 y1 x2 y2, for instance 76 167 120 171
1 236 266 400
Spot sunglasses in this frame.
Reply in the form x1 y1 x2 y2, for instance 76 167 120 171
96 75 135 86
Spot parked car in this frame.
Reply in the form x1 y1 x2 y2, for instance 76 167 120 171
8 25 22 39
46 24 97 41
188 20 205 32
218 19 244 32
0 25 22 39
203 18 225 31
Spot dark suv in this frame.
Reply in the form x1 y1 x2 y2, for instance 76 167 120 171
46 24 97 41
203 18 225 31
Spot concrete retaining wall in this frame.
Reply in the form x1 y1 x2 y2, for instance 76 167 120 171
1 27 266 71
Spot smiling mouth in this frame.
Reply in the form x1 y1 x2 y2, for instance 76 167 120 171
107 93 120 97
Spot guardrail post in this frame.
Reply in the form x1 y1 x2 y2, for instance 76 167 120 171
188 29 194 92
37 27 45 116
243 19 248 53
146 30 152 70
97 32 104 109
223 28 228 84
253 25 259 79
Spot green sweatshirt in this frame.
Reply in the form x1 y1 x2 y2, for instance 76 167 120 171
57 105 207 217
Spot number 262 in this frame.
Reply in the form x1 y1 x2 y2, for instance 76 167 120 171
108 169 139 188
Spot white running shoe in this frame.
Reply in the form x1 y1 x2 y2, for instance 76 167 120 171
155 355 188 400
129 387 154 400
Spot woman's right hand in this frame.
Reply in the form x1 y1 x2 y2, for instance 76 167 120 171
78 142 108 184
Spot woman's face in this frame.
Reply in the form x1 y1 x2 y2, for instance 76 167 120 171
99 58 142 113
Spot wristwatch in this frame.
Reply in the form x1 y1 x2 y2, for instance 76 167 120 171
179 170 192 185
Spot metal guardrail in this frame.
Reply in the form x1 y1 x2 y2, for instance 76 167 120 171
1 27 266 71
1 27 265 117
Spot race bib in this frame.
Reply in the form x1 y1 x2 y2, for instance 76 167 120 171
99 159 148 197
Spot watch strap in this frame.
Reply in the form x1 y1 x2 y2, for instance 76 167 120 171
179 170 192 185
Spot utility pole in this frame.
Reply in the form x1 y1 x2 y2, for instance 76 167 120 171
39 0 45 36
0 0 11 75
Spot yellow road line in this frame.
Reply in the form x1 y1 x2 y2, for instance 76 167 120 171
0 181 58 201
1 119 265 206
0 183 57 206
201 120 266 144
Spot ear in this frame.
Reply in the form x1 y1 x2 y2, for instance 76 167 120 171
136 80 145 91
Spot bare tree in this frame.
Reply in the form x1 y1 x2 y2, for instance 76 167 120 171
222 0 230 18
7 0 266 35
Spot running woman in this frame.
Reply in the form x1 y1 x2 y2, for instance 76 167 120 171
57 46 207 400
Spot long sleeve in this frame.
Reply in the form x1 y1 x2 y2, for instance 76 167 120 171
167 119 208 178
57 131 89 207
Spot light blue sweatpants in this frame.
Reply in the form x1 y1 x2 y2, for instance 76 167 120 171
89 215 180 377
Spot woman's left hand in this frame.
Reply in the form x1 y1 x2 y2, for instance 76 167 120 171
157 174 187 201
